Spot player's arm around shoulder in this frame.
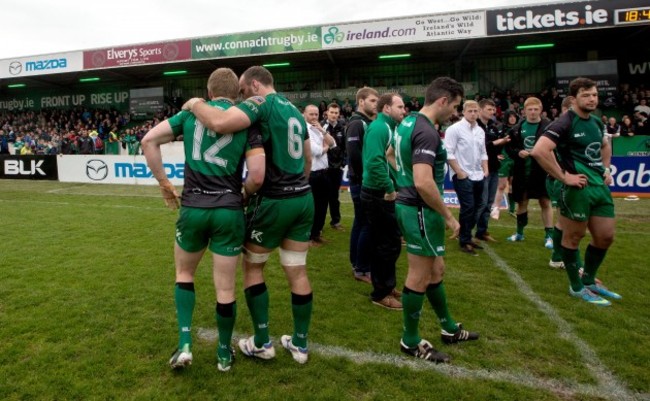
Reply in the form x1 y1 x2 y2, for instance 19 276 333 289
184 97 251 134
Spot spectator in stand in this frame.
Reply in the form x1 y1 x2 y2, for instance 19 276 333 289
105 128 120 154
0 130 9 154
606 117 620 138
341 98 354 119
636 112 650 135
620 115 635 137
407 97 422 112
634 98 650 119
13 135 25 155
77 130 95 154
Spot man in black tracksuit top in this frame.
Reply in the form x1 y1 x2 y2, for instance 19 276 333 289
322 103 346 230
345 87 379 283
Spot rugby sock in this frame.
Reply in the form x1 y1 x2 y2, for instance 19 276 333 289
401 286 424 347
426 281 458 333
244 283 270 347
175 282 195 349
544 227 554 240
562 246 583 292
582 244 608 286
551 227 563 261
291 292 313 348
216 301 236 360
507 193 515 213
516 212 528 236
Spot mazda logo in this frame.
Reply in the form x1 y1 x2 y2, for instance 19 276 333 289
86 159 108 181
9 61 22 75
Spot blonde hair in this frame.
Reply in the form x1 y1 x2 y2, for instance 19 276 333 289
207 68 240 100
524 97 542 109
463 100 479 111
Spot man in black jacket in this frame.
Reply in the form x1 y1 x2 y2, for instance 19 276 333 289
345 87 378 283
504 97 554 248
475 99 510 243
322 103 346 230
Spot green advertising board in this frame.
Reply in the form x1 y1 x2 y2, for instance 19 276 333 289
0 88 130 112
192 27 321 59
613 136 650 157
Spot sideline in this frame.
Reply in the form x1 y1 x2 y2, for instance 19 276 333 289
482 245 640 401
196 328 648 401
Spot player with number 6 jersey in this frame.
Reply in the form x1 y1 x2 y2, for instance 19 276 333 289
184 66 315 366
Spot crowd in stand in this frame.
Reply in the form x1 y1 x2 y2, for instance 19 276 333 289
1 83 647 156
0 106 178 155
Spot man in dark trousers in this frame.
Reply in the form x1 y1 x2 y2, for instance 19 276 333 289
321 103 346 230
346 87 378 284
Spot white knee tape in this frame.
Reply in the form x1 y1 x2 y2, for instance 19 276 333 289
243 248 270 264
279 248 307 266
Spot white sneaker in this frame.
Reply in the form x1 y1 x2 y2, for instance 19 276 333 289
169 344 192 369
548 259 565 269
490 206 500 220
544 237 553 249
238 335 276 360
280 335 308 364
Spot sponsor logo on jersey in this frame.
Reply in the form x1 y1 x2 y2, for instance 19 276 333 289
247 96 265 105
574 132 586 138
523 136 537 150
414 148 436 157
585 142 601 162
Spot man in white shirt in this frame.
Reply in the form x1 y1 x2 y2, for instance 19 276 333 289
445 100 489 256
304 104 335 246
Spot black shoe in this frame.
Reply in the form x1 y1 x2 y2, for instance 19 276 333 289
470 241 484 250
400 339 450 363
460 244 478 256
441 323 479 344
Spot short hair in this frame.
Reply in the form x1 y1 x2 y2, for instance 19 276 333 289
524 97 542 109
561 96 575 110
241 66 274 87
304 104 318 114
478 99 496 109
463 100 479 111
377 93 400 112
207 68 240 100
569 77 597 97
424 77 464 106
327 103 340 110
356 87 379 103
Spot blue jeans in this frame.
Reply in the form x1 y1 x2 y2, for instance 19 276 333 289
349 184 370 274
452 176 486 246
476 172 499 238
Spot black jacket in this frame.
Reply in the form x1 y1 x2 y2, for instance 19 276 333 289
345 112 373 185
321 119 346 169
477 118 503 174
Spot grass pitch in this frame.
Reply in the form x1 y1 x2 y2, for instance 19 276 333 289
1 180 648 401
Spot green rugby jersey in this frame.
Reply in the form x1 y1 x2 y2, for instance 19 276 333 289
237 93 310 198
543 110 606 186
168 99 262 208
393 113 447 207
361 112 396 193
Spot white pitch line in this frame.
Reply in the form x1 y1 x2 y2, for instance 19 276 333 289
0 198 164 211
195 328 649 400
483 245 640 401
